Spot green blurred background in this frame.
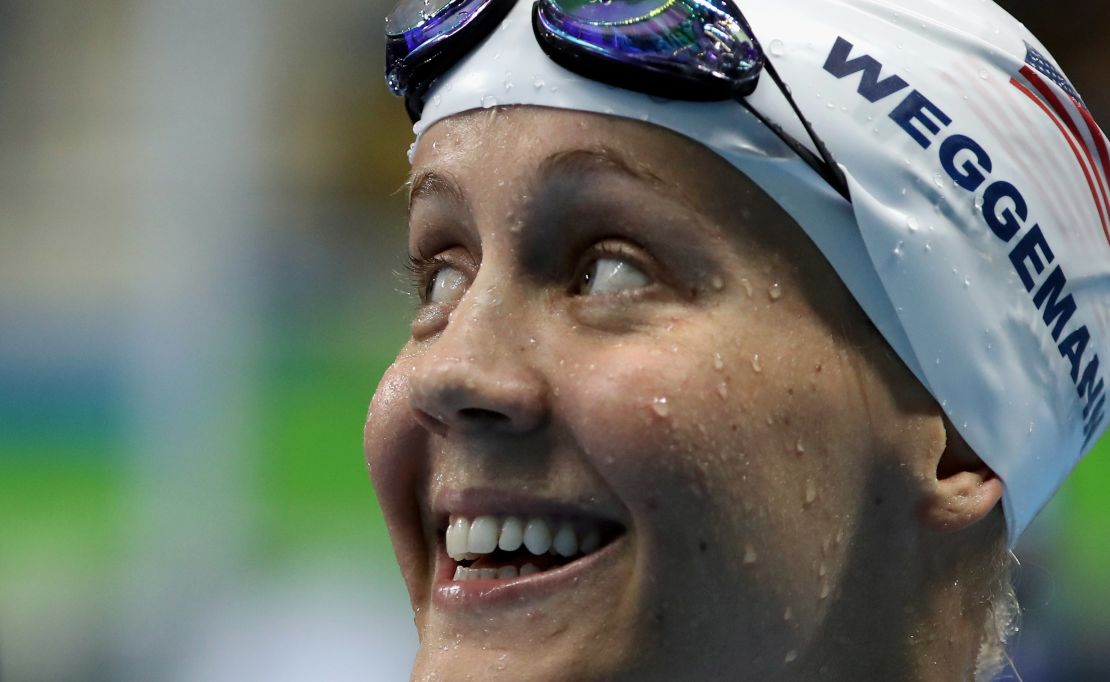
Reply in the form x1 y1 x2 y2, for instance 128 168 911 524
0 1 1106 680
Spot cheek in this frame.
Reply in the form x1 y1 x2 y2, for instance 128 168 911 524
365 358 416 486
553 326 876 649
555 332 778 520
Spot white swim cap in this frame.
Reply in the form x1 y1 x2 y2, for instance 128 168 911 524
411 0 1110 544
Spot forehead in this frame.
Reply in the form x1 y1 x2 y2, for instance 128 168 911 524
408 106 772 231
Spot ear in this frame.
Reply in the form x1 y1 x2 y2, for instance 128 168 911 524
919 418 1004 533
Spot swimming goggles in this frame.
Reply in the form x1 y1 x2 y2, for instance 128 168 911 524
385 0 851 200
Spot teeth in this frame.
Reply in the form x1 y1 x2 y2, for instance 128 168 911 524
446 517 470 560
453 566 480 580
520 563 539 577
497 565 518 579
479 568 497 580
523 518 553 555
498 516 524 551
580 528 600 554
468 516 499 554
552 521 577 557
445 513 613 570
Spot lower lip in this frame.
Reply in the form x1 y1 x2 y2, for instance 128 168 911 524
431 534 628 610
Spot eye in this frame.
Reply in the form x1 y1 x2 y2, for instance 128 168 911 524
427 264 467 304
578 255 650 295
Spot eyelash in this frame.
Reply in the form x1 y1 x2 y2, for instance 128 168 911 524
405 253 452 303
573 241 654 296
405 241 656 303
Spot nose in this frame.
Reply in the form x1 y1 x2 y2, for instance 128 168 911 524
409 296 549 436
411 360 549 435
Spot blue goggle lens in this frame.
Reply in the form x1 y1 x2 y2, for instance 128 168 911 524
535 0 764 98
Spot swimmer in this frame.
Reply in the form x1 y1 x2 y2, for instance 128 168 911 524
365 0 1110 679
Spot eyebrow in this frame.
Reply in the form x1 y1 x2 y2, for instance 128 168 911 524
405 145 698 215
536 146 693 203
407 168 467 212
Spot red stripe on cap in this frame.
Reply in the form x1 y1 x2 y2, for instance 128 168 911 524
1011 76 1110 247
1020 66 1110 238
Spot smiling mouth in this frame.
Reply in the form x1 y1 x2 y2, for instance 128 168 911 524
442 514 626 581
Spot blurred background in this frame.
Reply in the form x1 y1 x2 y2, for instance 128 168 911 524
0 1 1106 680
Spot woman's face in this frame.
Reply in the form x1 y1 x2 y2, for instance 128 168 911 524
365 107 943 680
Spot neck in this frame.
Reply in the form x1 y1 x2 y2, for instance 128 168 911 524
783 526 1001 681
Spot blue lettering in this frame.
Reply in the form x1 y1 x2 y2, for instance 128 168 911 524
940 134 992 191
982 180 1027 242
1078 355 1103 407
1058 325 1091 382
823 37 910 103
1008 225 1055 291
1032 266 1077 341
890 90 952 148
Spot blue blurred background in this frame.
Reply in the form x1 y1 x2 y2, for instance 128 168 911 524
0 1 1106 680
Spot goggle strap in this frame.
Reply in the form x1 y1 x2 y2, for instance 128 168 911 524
761 59 850 200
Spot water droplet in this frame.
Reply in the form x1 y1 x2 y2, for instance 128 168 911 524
963 278 971 288
819 582 830 599
550 84 559 93
826 102 835 109
710 275 725 291
481 94 498 108
974 194 985 210
743 544 758 564
785 650 798 664
432 94 442 106
769 39 785 56
751 354 763 373
924 242 932 252
503 71 514 91
933 172 944 188
906 215 919 232
532 75 545 89
818 562 827 577
740 277 753 297
768 282 782 300
804 479 817 505
713 353 724 370
783 606 793 621
717 382 729 398
893 241 905 257
795 439 806 454
979 68 989 80
651 396 669 417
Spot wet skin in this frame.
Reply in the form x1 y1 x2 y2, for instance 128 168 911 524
364 106 1002 681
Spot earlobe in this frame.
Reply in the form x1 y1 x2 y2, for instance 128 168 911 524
920 466 1004 533
919 420 1004 533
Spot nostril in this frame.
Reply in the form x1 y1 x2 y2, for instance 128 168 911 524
457 407 511 425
